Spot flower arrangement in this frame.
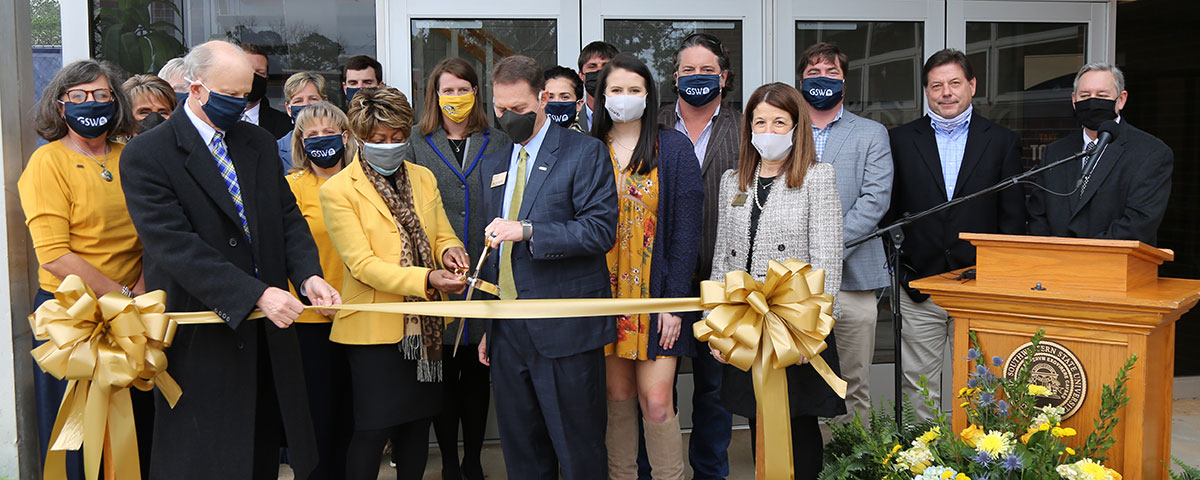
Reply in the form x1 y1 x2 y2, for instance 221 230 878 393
822 330 1137 480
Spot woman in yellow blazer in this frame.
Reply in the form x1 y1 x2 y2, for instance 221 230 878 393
283 101 357 480
319 87 468 480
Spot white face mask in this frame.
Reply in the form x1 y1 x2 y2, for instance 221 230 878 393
751 128 795 161
604 94 647 123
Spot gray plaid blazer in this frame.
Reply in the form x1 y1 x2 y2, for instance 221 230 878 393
817 110 893 291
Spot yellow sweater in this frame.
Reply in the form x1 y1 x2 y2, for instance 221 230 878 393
286 169 344 323
18 140 142 291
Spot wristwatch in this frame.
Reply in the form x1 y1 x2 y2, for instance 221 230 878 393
521 219 533 241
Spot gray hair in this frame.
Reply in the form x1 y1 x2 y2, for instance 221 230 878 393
34 59 137 141
182 40 243 84
1073 62 1125 94
157 57 185 82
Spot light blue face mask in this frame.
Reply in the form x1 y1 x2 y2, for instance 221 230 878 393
361 141 409 175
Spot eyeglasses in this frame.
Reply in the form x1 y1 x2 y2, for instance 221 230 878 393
61 88 114 104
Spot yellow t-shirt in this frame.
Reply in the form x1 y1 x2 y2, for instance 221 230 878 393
286 169 344 323
18 139 142 292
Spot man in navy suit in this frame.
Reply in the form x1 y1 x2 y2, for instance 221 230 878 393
477 55 618 479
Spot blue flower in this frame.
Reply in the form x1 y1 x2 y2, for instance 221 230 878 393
992 355 1004 367
976 364 990 376
979 391 994 405
975 475 991 480
1003 453 1024 471
968 377 979 388
974 450 992 466
967 348 981 360
997 399 1010 416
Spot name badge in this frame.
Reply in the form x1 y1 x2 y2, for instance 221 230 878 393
490 172 507 188
731 193 748 207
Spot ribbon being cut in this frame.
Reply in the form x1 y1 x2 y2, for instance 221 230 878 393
31 259 844 480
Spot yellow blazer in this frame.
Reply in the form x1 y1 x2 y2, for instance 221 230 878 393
319 158 463 345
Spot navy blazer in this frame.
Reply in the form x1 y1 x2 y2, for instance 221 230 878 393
1027 121 1172 246
480 123 619 358
645 128 705 357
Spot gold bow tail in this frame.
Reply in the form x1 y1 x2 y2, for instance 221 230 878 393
694 259 847 480
29 276 204 480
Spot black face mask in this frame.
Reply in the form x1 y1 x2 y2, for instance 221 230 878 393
496 110 538 144
584 70 601 98
247 74 268 104
1073 97 1119 130
137 112 166 134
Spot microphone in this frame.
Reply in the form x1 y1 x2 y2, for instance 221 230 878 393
1079 120 1121 187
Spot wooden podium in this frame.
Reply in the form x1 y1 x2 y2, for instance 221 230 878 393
910 234 1200 480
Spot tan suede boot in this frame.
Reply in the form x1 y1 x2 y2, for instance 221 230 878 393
642 413 686 480
606 398 639 480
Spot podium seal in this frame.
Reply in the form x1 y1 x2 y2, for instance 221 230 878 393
1003 340 1088 418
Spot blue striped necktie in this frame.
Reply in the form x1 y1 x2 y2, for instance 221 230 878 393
207 131 252 242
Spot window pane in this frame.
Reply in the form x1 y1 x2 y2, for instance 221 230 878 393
968 22 1086 169
168 0 375 109
603 20 744 111
796 21 924 128
411 19 558 124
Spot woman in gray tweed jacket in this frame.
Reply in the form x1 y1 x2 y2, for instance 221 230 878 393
707 82 846 480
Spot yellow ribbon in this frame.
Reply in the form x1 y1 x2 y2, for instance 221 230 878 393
694 259 847 480
33 262 843 480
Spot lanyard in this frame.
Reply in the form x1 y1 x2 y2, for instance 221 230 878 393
426 130 491 244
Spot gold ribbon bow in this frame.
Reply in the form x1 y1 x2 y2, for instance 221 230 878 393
30 276 227 480
694 259 847 480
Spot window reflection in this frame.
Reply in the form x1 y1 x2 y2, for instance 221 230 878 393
179 0 376 108
411 19 558 124
967 22 1087 168
604 20 744 111
796 21 924 128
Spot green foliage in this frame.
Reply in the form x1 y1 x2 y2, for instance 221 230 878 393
94 0 187 74
1078 354 1135 462
1168 457 1200 480
31 0 62 46
822 329 1135 480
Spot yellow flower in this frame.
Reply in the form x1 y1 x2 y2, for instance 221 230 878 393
892 444 903 453
1039 422 1051 431
1066 447 1076 455
960 424 985 448
958 387 969 397
917 427 941 445
976 430 1016 458
961 402 969 408
941 472 953 480
1020 430 1034 444
1028 384 1052 396
956 474 971 480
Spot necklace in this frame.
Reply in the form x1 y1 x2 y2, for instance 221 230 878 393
752 162 775 210
448 137 466 153
608 135 637 152
67 136 112 182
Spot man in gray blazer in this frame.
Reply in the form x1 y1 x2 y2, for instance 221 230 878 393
657 33 742 480
798 42 893 423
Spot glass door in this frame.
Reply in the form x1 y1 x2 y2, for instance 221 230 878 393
581 0 765 110
384 0 580 115
948 0 1112 168
773 0 945 129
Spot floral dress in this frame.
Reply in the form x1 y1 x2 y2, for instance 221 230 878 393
604 145 662 360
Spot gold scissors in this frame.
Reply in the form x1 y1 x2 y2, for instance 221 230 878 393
452 243 492 356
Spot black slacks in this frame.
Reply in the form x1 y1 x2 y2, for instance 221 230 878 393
432 342 490 479
748 415 823 480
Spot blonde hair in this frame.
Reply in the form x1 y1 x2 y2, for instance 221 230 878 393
283 71 328 104
289 101 357 174
122 74 178 112
346 87 414 141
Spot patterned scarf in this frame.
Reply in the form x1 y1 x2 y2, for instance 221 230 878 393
361 160 443 382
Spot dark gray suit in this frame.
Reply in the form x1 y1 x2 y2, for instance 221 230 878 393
1028 120 1172 246
479 122 617 479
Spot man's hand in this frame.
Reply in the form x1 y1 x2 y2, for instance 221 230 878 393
302 275 342 316
478 334 490 366
483 218 524 248
257 287 304 328
658 313 683 350
429 269 467 294
442 247 470 272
